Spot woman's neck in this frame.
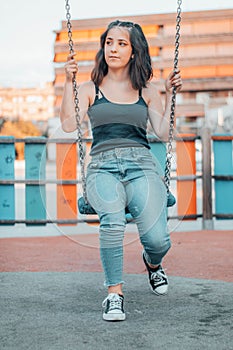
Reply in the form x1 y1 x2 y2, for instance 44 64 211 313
101 77 134 96
106 68 130 83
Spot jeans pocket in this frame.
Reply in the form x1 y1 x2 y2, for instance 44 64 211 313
135 154 164 177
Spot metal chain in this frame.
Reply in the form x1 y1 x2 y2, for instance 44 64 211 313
64 0 182 200
65 0 87 202
164 0 182 194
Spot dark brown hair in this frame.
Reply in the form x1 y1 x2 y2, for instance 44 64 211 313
91 20 153 90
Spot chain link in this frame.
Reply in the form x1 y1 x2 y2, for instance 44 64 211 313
64 0 182 201
164 0 182 194
65 0 87 201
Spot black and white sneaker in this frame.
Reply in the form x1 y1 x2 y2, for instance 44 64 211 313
102 293 126 321
143 253 168 295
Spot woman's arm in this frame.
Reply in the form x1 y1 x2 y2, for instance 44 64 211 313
60 53 91 133
146 70 182 141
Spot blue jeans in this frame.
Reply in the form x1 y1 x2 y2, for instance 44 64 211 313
86 147 171 286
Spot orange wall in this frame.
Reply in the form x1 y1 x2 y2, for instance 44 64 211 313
163 65 233 79
164 19 233 35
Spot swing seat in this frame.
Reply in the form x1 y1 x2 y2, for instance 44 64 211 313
167 191 176 207
78 197 131 215
78 191 175 215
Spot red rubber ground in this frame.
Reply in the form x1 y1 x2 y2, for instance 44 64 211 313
0 230 232 282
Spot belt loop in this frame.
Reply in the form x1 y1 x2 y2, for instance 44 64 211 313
132 147 136 158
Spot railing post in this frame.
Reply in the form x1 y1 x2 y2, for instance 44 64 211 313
201 127 213 229
25 137 46 225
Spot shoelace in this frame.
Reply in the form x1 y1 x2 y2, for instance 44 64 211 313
151 269 166 283
102 293 122 310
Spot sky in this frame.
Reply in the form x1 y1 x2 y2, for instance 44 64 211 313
0 0 233 88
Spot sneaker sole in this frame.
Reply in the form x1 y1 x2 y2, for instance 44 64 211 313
152 288 168 296
103 313 126 321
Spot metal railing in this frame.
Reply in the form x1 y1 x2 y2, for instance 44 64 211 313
0 131 232 227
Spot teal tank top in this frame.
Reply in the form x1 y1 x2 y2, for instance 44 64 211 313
87 84 150 155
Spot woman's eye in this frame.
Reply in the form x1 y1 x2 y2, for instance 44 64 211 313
106 41 112 45
119 42 126 46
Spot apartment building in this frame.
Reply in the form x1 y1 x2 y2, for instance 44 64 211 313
0 82 55 123
53 9 233 133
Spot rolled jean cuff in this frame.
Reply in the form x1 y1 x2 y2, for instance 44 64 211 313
143 245 171 266
143 250 161 266
104 280 125 287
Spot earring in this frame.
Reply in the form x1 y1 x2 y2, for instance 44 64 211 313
131 54 134 59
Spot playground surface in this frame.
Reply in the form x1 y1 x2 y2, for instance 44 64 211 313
0 227 233 349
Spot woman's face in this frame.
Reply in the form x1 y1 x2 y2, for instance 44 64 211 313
104 27 133 69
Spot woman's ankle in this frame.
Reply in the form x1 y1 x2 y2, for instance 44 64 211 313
108 284 123 296
148 262 159 269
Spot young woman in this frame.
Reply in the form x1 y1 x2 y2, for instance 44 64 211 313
60 20 182 322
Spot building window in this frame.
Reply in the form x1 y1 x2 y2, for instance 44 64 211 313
26 96 43 103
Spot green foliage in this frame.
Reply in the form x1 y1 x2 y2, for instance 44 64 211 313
0 120 42 159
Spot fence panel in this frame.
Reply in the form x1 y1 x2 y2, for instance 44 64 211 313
0 136 15 224
56 142 77 225
213 134 233 219
176 134 197 220
25 137 46 225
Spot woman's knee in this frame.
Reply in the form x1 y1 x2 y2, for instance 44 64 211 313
141 230 171 255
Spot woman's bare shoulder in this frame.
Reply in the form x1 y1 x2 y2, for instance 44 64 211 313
144 81 160 94
142 81 161 104
78 80 95 94
77 81 96 105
